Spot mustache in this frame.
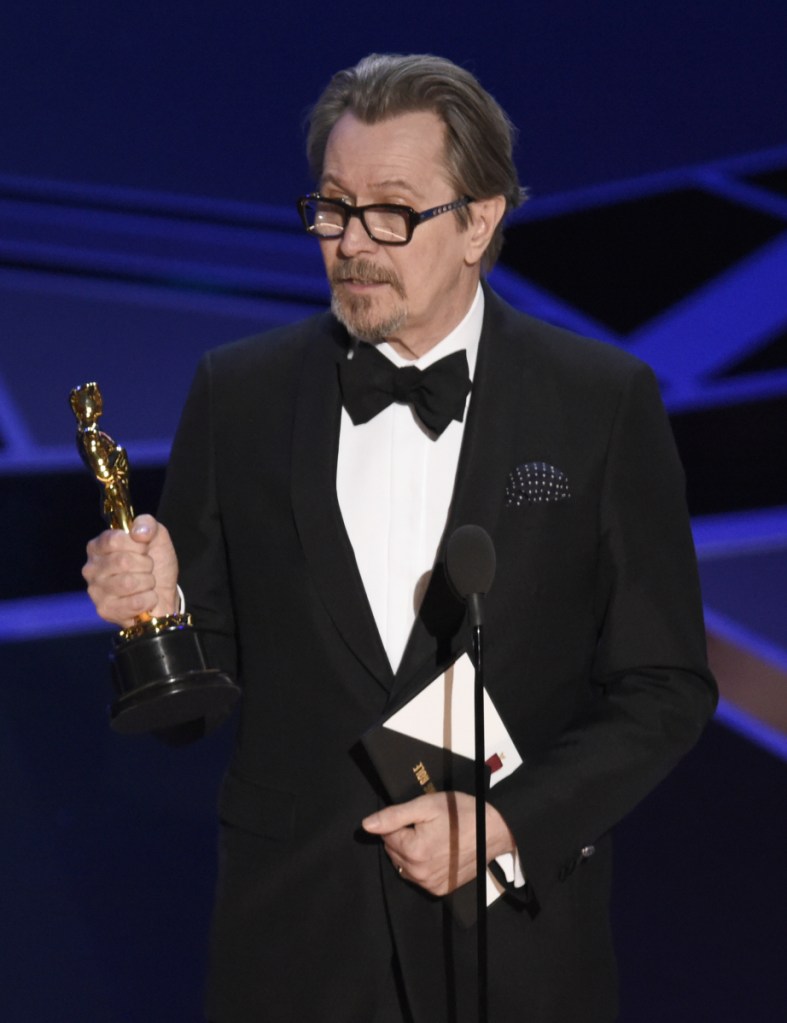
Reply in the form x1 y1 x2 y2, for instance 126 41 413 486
330 259 401 290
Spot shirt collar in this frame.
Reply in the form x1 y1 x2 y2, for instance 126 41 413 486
359 283 484 381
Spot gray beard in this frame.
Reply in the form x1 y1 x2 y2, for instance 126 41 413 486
330 289 407 343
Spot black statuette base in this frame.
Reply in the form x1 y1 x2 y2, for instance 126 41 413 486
109 626 240 734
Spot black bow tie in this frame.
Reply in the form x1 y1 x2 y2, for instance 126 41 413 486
338 345 472 437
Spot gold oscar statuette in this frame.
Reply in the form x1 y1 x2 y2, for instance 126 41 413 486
70 382 240 733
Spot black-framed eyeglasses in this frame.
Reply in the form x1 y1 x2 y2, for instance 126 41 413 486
297 193 475 246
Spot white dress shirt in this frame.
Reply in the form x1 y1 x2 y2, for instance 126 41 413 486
337 285 483 673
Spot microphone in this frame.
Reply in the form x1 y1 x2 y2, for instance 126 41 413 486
445 524 496 628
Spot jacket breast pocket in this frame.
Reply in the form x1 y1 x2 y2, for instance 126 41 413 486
218 770 296 842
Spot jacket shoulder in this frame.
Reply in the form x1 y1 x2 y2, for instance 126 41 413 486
484 287 653 388
205 310 341 378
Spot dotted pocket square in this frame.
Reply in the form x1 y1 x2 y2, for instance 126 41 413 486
505 461 571 506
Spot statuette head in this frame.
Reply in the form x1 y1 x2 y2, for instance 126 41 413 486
69 381 103 427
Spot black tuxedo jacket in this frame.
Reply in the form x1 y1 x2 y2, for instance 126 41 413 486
158 286 716 1023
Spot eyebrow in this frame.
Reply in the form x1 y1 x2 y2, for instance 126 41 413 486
320 174 424 202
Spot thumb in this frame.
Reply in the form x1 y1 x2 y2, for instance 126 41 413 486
130 513 158 543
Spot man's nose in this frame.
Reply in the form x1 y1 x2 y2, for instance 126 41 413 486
338 215 378 256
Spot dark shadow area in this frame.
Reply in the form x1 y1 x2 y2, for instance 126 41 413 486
671 396 787 515
0 467 165 599
612 720 787 1021
0 632 234 1022
501 191 785 335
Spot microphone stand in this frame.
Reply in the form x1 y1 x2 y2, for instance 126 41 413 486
466 592 488 1023
471 613 488 1023
445 525 495 1023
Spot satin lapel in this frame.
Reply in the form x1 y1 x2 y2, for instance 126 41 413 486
291 318 394 692
393 288 527 693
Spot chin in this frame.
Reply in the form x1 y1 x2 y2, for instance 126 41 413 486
331 292 407 343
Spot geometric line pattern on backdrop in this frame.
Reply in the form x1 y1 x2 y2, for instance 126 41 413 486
1 149 786 762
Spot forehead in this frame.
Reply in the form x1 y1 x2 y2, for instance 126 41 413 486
320 110 451 199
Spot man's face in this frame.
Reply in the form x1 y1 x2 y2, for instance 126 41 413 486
318 110 483 359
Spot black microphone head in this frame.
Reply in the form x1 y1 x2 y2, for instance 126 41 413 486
445 524 496 598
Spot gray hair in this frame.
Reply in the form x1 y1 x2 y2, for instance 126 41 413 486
306 54 526 272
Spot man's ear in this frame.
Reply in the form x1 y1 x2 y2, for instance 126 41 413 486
464 195 506 266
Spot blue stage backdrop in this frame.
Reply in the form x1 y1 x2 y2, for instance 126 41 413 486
1 4 786 1021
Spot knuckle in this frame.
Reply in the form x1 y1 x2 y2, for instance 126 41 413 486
130 591 154 613
114 553 133 574
95 529 118 550
116 551 148 574
113 571 141 597
106 530 135 554
126 573 152 597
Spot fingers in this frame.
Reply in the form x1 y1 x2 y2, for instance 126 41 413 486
83 529 157 627
363 792 476 896
362 795 439 836
366 795 519 895
82 516 179 627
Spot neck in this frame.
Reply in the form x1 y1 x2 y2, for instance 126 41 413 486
384 279 482 361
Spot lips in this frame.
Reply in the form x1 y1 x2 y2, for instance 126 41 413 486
333 273 392 287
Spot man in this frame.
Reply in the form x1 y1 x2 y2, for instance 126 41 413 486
83 54 717 1022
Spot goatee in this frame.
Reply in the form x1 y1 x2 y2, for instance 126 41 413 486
330 259 407 342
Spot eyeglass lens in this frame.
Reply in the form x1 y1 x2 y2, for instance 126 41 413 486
307 199 410 243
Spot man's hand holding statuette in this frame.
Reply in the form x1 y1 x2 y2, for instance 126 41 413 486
82 514 179 628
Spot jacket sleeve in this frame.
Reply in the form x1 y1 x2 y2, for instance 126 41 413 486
486 361 717 904
157 351 239 681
